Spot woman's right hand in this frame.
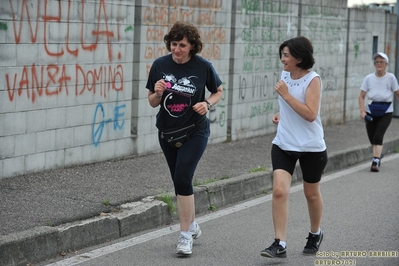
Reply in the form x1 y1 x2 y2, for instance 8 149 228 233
272 113 280 125
154 79 166 97
360 110 366 120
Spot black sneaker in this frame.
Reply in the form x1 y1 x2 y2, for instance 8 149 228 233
302 231 323 255
261 239 287 258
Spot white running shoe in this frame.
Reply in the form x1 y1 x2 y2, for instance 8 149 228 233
190 223 202 239
176 235 193 255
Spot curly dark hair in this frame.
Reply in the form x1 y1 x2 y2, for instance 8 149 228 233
279 36 315 70
164 21 203 56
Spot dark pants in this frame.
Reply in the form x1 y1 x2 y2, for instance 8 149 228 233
271 144 328 183
366 112 392 145
158 119 210 196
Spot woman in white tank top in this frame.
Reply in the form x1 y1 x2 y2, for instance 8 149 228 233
261 36 327 259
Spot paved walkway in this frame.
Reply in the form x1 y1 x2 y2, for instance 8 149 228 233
1 118 399 266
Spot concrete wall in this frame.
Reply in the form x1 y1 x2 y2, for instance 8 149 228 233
0 0 396 179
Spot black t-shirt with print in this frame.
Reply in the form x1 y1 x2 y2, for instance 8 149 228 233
146 54 222 129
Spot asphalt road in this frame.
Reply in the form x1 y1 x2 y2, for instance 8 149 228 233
40 154 399 266
2 119 399 238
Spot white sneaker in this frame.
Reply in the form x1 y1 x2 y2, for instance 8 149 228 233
190 223 202 239
176 235 193 255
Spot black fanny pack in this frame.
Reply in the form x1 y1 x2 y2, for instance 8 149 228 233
368 101 391 117
160 116 207 148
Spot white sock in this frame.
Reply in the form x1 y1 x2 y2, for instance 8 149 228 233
279 240 286 248
180 231 192 239
189 221 197 231
311 228 321 235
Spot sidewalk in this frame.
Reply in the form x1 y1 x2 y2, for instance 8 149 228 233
1 119 399 266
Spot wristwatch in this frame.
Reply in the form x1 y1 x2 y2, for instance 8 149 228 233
205 99 212 110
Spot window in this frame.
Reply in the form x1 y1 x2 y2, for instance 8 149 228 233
372 36 378 58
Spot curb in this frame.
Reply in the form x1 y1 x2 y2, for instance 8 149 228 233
1 138 398 266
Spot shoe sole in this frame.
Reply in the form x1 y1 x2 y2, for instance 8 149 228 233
176 250 192 255
302 251 317 256
261 251 287 258
176 246 193 255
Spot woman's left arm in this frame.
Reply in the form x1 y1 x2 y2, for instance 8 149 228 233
391 74 399 101
395 89 399 101
193 85 223 115
206 85 223 106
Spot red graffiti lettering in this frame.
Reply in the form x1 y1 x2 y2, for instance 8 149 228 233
59 64 72 96
197 10 215 25
202 44 221 60
46 65 60 95
148 0 183 6
143 7 170 26
6 64 123 103
43 0 64 57
186 0 222 9
80 0 115 61
146 27 166 42
9 0 118 62
66 0 78 56
76 64 123 98
9 0 40 44
19 67 29 96
144 44 168 60
30 65 44 103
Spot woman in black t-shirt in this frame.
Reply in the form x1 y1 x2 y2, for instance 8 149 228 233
146 21 223 256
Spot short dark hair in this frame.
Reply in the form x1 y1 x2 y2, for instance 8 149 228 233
164 21 203 56
279 36 315 69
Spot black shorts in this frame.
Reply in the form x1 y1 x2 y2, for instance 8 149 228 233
271 144 328 183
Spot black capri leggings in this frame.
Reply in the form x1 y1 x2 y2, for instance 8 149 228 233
271 144 328 183
158 118 210 196
365 112 392 145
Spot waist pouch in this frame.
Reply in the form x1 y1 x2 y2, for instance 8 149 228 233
368 101 391 117
161 116 207 148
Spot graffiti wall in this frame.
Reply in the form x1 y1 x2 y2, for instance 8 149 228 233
0 0 135 178
0 0 397 179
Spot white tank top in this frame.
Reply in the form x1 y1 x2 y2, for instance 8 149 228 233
272 70 326 152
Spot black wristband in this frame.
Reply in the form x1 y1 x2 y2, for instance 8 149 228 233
204 99 212 110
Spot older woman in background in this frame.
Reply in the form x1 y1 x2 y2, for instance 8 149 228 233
359 52 399 172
